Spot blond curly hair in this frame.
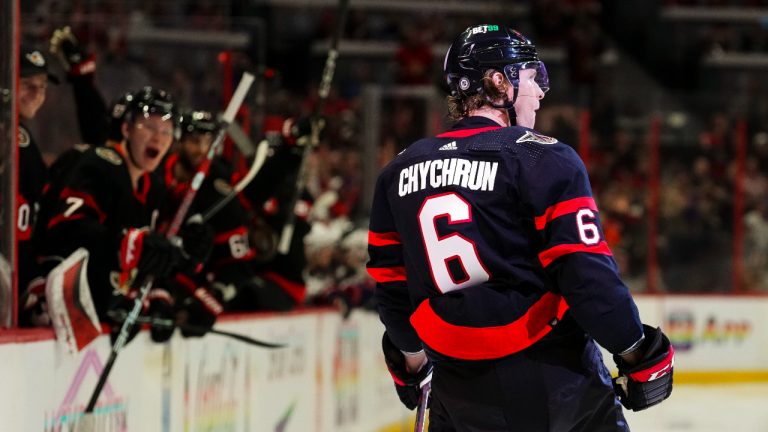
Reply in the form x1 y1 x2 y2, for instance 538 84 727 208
446 69 509 121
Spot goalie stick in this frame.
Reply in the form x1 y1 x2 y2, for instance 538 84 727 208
276 0 350 255
82 73 255 420
201 138 269 223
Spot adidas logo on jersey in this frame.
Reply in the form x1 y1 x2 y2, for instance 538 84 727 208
438 141 457 151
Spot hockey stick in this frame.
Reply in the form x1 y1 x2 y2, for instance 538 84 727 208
276 0 350 255
414 375 432 432
228 121 257 157
81 73 255 420
168 72 255 236
106 310 287 349
201 138 269 223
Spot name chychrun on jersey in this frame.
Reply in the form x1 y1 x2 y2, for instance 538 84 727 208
398 158 498 197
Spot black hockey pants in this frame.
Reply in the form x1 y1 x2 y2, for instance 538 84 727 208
426 331 630 432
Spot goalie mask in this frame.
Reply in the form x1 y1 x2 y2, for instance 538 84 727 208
444 25 549 118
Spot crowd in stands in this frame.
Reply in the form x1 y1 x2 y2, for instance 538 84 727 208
12 0 768 340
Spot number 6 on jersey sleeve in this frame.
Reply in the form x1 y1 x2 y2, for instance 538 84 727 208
418 192 489 293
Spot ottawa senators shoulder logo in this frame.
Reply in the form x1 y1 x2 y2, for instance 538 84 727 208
95 147 123 165
516 131 558 145
18 128 30 148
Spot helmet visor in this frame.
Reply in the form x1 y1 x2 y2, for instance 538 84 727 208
503 61 549 94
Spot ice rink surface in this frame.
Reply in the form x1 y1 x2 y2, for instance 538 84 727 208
624 383 768 432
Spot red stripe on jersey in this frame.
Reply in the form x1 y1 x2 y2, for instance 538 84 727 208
263 271 306 304
368 230 401 247
174 273 198 295
367 266 407 283
535 197 598 230
47 213 86 230
410 292 569 360
213 226 248 244
436 126 501 138
133 172 151 204
538 241 613 268
48 187 107 228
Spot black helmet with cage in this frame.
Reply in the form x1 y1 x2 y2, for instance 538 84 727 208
443 24 549 107
179 110 219 139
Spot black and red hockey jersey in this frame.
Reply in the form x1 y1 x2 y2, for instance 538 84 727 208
158 154 257 288
39 144 168 317
17 124 49 291
367 117 643 360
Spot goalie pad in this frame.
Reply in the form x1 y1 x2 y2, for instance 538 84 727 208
46 248 101 354
613 324 674 411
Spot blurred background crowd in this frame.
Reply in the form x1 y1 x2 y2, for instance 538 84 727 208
15 0 768 319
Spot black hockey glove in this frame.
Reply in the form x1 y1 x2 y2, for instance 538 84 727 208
382 332 433 410
146 288 176 343
178 217 214 273
120 228 183 288
49 26 96 76
613 325 675 411
179 287 224 337
281 116 325 147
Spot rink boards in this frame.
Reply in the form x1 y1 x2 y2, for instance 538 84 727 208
0 294 767 431
627 294 768 383
0 309 410 432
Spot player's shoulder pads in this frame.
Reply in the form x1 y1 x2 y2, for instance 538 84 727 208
94 147 123 166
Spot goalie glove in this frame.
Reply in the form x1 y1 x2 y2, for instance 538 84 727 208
49 26 96 76
382 332 433 410
613 325 675 411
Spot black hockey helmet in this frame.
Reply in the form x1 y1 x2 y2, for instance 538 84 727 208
123 86 180 137
179 110 219 139
108 91 133 142
443 24 549 101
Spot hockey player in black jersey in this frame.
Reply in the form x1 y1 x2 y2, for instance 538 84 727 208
17 45 59 325
157 109 259 331
238 119 316 311
37 88 211 342
368 25 674 431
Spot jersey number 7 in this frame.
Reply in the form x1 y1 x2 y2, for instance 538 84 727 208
418 192 490 293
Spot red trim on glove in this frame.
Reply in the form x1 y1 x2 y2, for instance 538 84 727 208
627 346 675 382
70 55 96 76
